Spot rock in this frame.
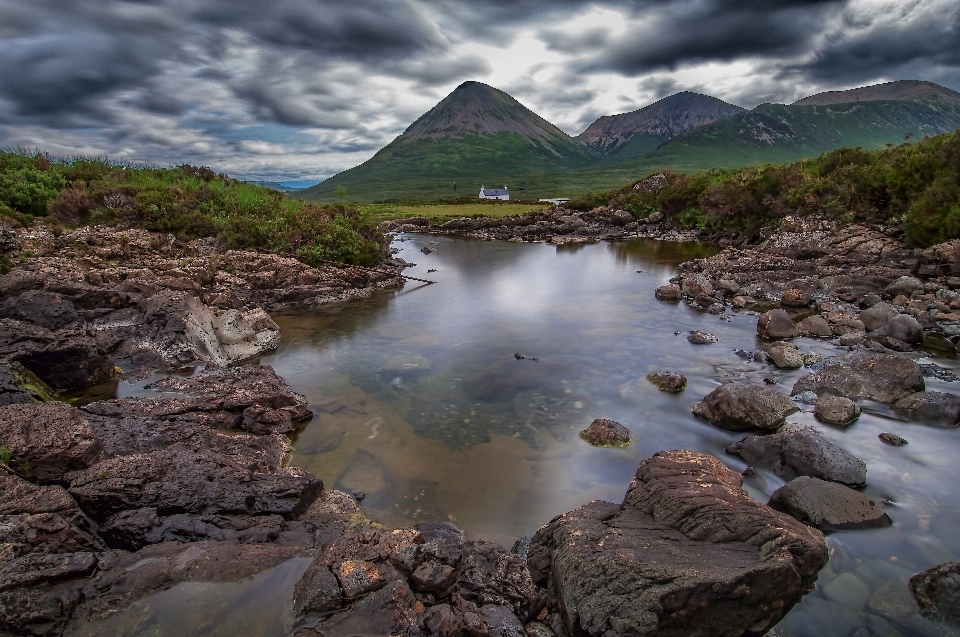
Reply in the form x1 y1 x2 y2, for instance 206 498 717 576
872 314 923 344
910 562 960 626
686 330 718 344
645 371 687 392
781 288 812 307
526 451 827 637
292 561 343 616
731 295 750 308
0 290 78 330
859 302 899 331
884 276 925 299
892 391 960 427
792 352 924 404
860 293 882 308
769 477 891 531
692 383 799 431
66 447 322 524
814 396 861 427
681 276 712 297
726 424 867 487
654 284 681 301
757 309 800 339
922 333 958 355
610 210 634 226
578 418 631 447
0 402 103 482
879 432 908 446
768 342 804 369
17 338 118 391
799 315 833 337
645 211 664 224
716 279 740 296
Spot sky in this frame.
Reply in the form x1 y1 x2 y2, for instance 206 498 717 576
1 0 958 186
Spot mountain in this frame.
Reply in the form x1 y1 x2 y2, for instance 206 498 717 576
298 81 596 202
794 80 960 106
577 92 745 161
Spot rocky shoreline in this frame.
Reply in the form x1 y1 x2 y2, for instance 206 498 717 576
2 220 959 636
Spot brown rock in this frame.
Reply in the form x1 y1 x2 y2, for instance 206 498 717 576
781 288 812 307
799 315 833 337
892 391 960 427
654 284 681 301
769 476 890 531
910 562 960 626
645 371 687 392
757 309 800 339
814 396 861 427
792 352 924 404
578 418 631 447
692 383 798 431
0 402 103 483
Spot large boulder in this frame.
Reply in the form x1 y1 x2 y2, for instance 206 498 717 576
769 477 891 531
910 562 960 626
892 391 960 427
0 402 103 483
858 302 899 331
780 289 811 307
883 275 924 299
654 284 681 301
726 424 867 487
757 309 799 339
791 352 924 404
692 383 799 431
527 451 827 637
799 315 833 338
871 314 923 344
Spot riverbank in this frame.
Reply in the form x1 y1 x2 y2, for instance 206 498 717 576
2 221 959 636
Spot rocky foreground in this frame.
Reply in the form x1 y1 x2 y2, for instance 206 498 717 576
2 220 960 636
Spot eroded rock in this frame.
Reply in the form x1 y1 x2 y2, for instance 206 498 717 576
692 383 798 431
814 395 861 427
0 402 103 483
645 371 687 392
910 562 960 626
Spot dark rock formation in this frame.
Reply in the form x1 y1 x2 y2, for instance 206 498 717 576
792 352 924 404
892 391 960 427
527 451 827 637
726 424 867 487
769 476 891 531
578 418 631 447
757 309 800 339
814 395 861 427
910 562 960 626
645 371 687 392
0 401 103 482
692 383 799 431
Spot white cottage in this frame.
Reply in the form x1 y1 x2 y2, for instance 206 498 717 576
479 185 509 201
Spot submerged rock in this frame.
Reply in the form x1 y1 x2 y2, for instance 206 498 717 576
910 562 960 626
579 418 631 447
769 476 891 531
645 371 687 392
814 395 861 427
726 424 867 487
792 352 924 404
692 382 799 431
527 450 827 637
892 391 960 427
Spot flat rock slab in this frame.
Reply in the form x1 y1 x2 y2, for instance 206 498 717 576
892 391 960 427
579 418 631 447
769 476 891 531
726 424 867 487
0 401 103 483
792 352 924 404
692 382 799 431
527 451 827 637
910 562 960 626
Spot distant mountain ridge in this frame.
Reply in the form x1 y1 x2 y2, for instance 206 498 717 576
794 80 960 106
577 92 745 158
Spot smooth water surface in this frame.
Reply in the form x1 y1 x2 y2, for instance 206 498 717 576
99 235 960 637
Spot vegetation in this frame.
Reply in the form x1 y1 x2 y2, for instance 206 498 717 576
602 129 960 246
359 201 544 223
0 446 12 466
0 152 388 266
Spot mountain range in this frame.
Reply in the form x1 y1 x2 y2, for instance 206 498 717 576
299 80 960 203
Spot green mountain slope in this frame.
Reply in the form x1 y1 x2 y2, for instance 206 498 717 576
299 82 596 202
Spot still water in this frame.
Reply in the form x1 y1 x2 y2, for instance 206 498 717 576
84 235 960 637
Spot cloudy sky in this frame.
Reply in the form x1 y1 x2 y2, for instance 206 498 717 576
1 0 958 186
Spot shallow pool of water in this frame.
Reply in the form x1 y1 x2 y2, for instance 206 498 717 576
100 234 960 636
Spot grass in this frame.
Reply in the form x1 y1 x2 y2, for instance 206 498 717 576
0 153 389 266
359 201 547 223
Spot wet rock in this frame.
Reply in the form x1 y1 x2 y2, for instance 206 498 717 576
892 391 960 427
578 418 631 447
769 477 891 531
884 276 924 299
645 371 687 392
768 342 804 369
66 447 322 523
654 284 681 301
814 396 861 427
336 559 390 599
859 302 899 331
411 560 456 593
0 551 98 637
879 432 908 446
292 561 343 616
527 451 827 637
457 539 544 619
922 333 958 355
726 424 867 487
681 276 712 297
799 315 833 337
792 352 924 404
692 382 799 431
910 562 960 626
17 339 117 391
314 580 424 636
757 309 800 339
872 314 923 344
0 401 103 483
686 330 718 344
860 293 882 309
781 288 812 307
